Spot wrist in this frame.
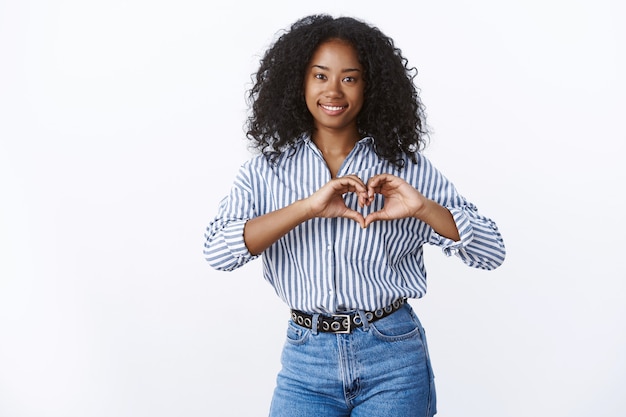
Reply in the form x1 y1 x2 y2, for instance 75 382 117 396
412 198 434 221
294 198 316 222
415 199 460 241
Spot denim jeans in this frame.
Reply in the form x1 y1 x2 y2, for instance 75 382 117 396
269 303 437 417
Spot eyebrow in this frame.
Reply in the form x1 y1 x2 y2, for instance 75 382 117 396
311 64 361 73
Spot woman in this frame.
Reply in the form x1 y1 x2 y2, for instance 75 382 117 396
204 14 506 417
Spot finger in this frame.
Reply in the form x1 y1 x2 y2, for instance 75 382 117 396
366 173 389 186
342 210 366 228
366 174 390 196
335 177 367 193
341 173 365 183
363 211 384 228
358 191 372 207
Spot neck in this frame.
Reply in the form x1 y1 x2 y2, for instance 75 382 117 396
311 129 360 178
311 129 360 157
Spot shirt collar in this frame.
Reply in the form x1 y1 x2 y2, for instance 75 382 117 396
301 134 374 146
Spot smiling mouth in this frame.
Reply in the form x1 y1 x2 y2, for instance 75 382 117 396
320 104 347 112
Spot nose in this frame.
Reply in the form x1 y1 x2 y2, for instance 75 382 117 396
324 77 343 98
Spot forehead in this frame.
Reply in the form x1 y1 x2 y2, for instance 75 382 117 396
309 39 361 68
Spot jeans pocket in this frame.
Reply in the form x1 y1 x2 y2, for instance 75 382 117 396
285 320 310 345
370 312 421 342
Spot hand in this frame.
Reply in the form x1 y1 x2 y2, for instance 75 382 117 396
363 173 427 228
304 175 370 228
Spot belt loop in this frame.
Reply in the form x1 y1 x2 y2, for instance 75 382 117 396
357 310 370 331
311 313 320 335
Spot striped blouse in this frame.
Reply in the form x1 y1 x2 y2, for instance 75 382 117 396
204 136 506 314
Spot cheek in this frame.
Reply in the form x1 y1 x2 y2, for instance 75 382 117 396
352 92 365 113
303 88 318 112
304 95 316 114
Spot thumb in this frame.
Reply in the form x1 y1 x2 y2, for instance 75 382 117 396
343 209 366 229
363 211 383 228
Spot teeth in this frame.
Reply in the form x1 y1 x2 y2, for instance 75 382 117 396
321 105 344 111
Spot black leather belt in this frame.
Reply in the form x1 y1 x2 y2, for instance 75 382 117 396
290 298 406 334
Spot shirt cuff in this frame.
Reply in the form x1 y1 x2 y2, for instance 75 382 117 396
428 207 474 256
223 219 256 261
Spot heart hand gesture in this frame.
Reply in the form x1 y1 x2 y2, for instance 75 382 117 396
305 174 370 228
363 173 427 228
244 172 457 255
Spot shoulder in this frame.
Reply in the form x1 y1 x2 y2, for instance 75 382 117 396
394 151 430 172
241 136 309 171
394 151 449 185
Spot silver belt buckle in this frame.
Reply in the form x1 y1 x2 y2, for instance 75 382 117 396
331 314 351 334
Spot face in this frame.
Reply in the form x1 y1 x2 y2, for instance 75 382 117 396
303 39 365 135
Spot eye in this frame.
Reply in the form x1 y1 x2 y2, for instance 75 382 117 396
342 76 357 83
314 73 327 80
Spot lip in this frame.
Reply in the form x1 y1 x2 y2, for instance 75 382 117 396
319 103 348 115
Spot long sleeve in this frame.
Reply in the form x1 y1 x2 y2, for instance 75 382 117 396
428 202 506 270
203 165 259 271
202 137 505 313
416 154 506 270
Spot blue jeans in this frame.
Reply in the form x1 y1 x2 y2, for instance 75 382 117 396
269 303 437 417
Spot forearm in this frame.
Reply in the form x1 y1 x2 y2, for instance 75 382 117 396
243 199 312 255
415 199 460 242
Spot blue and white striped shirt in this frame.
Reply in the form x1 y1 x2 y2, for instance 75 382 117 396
204 136 505 314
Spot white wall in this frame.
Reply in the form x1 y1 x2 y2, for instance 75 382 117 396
1 1 624 416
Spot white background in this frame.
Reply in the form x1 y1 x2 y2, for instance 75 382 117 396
1 0 624 416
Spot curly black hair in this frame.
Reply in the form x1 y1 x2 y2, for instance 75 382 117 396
246 14 429 168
